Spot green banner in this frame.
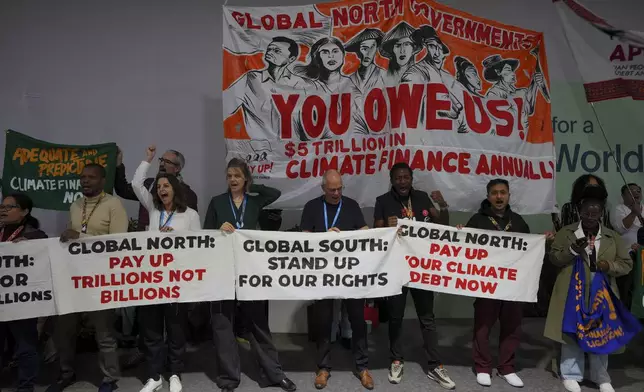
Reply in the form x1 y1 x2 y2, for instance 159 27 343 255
632 247 644 318
1 130 117 211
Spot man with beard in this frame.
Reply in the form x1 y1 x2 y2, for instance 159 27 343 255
379 22 421 86
227 36 309 138
345 28 385 94
47 164 128 392
113 147 199 369
300 170 373 390
401 25 462 121
373 163 455 389
462 179 531 388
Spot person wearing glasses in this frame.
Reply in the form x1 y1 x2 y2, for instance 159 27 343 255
113 146 199 369
300 170 373 390
0 193 47 392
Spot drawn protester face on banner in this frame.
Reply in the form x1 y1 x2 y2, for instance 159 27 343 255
319 41 344 72
296 37 346 83
380 22 420 76
454 56 482 94
264 37 298 68
412 25 449 70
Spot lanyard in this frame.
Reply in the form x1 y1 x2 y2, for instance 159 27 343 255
324 200 342 231
400 197 414 219
229 194 247 229
159 210 175 230
488 216 511 232
81 192 105 234
0 226 24 242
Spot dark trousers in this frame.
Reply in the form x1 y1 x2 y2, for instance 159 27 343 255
472 298 522 375
210 300 284 389
53 310 120 383
387 288 441 369
316 298 368 372
138 303 187 380
0 318 39 392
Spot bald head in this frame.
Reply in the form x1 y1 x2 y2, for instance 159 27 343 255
322 170 343 204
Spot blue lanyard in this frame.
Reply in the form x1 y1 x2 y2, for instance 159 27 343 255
229 194 247 229
159 210 175 229
323 200 342 231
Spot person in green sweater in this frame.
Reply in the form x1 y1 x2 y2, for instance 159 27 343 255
203 158 295 392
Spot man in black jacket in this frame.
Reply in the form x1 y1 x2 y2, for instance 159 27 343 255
465 178 530 389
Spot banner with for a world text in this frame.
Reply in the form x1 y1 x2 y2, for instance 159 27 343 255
47 231 236 315
1 130 118 211
397 220 545 302
233 228 406 300
222 0 555 214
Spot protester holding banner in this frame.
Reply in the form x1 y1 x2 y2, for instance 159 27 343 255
203 158 295 392
48 164 128 392
545 185 632 392
130 145 201 392
0 193 47 392
300 169 373 390
462 179 531 388
373 162 455 389
114 145 200 370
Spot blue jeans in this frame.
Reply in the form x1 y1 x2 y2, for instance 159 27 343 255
0 318 39 392
560 343 610 385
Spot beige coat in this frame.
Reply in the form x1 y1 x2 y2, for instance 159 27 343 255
543 223 632 352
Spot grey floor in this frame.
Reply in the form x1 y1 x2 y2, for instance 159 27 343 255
2 319 643 392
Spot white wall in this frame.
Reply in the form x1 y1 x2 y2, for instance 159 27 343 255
1 0 643 332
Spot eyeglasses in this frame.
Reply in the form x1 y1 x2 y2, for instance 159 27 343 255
0 204 19 211
326 186 344 194
159 158 179 166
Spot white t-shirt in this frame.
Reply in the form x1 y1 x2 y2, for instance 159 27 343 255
611 202 642 251
132 161 201 231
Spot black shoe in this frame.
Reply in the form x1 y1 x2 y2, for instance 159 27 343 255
98 381 118 392
277 377 297 392
340 337 351 350
45 375 77 392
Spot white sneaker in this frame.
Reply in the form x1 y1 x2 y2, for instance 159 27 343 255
599 383 615 392
476 373 492 386
388 361 403 384
169 375 183 392
562 379 581 392
140 377 162 392
499 373 524 388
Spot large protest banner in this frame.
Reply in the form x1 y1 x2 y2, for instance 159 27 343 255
48 231 236 315
397 220 545 302
555 0 644 102
233 228 406 300
222 0 555 214
0 239 56 322
1 130 118 211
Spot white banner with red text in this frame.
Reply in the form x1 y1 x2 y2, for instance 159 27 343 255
555 0 644 102
48 231 236 315
233 228 406 300
222 0 556 214
396 220 545 302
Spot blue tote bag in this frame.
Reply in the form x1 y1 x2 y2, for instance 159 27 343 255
562 256 641 354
